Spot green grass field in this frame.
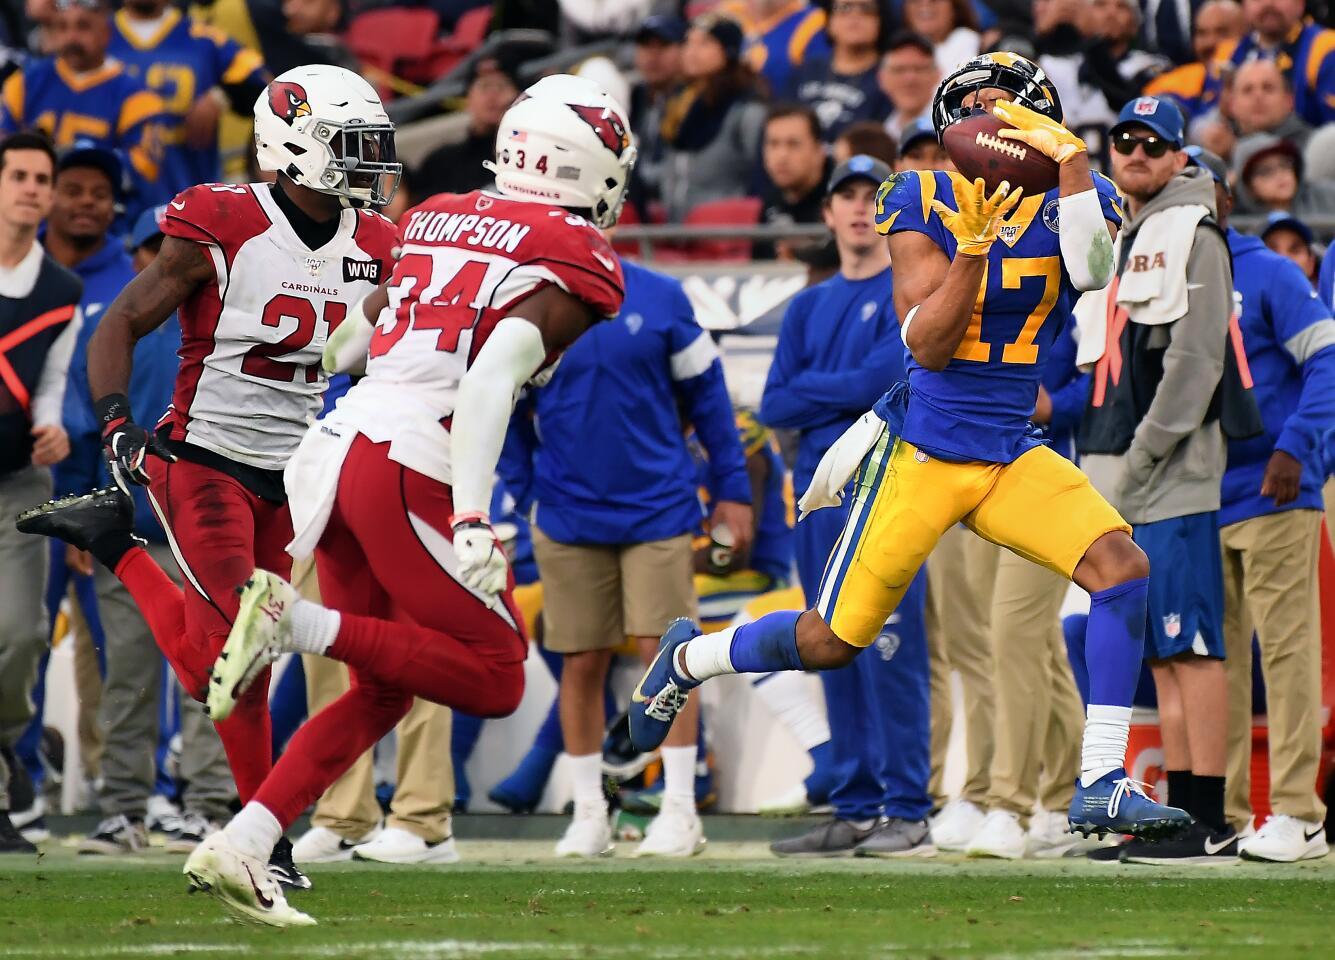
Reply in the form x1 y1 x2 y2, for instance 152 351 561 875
3 835 1333 960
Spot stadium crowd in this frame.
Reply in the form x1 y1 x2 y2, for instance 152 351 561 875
0 0 1333 873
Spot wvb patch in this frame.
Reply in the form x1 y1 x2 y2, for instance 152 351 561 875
343 258 382 283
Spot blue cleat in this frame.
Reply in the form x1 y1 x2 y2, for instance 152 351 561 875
1068 768 1193 840
628 619 701 752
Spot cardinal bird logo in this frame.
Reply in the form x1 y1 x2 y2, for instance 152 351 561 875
269 82 312 126
569 104 630 158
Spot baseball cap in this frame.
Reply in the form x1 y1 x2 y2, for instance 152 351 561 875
827 153 893 195
636 14 686 44
692 12 744 63
1260 210 1314 247
1235 134 1303 183
58 142 124 198
1110 96 1185 147
128 203 167 251
899 118 937 155
1185 145 1229 193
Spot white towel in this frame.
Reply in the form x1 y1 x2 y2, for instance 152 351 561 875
1074 203 1209 370
797 411 885 520
284 418 357 560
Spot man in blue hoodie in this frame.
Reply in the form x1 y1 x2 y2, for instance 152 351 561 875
50 190 232 856
503 253 750 860
759 155 932 858
1194 148 1335 863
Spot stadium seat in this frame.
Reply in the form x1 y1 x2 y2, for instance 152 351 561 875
612 202 642 259
425 6 493 80
681 197 763 262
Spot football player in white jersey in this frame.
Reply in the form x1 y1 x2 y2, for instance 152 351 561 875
166 74 637 926
17 65 401 890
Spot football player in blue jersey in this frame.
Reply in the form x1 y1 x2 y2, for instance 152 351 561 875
630 52 1193 841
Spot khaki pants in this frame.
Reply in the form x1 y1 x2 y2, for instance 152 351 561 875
70 592 104 783
1325 477 1334 556
926 525 1000 806
985 550 1083 822
294 559 455 842
1222 509 1326 827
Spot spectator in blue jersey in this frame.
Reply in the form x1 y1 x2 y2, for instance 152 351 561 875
0 0 165 217
109 0 268 199
760 155 933 857
1191 148 1335 863
54 202 233 857
786 0 892 141
902 0 980 75
502 255 751 860
740 0 830 96
1214 0 1335 126
659 13 767 222
1145 0 1245 120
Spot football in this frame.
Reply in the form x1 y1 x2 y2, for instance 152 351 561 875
942 111 1061 196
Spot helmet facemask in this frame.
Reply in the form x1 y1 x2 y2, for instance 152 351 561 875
313 120 401 208
931 55 1064 142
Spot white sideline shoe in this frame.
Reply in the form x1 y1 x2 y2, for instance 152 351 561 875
634 797 706 858
291 823 382 864
1239 815 1329 863
757 783 813 818
930 798 986 852
1026 809 1089 859
555 802 613 858
184 832 316 927
966 809 1026 860
352 826 460 864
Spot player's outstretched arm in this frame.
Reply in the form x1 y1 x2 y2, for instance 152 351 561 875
324 285 389 375
449 284 597 594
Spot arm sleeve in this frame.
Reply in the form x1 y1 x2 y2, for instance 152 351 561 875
758 294 842 430
1267 260 1335 463
30 306 82 428
779 333 907 414
1128 227 1230 463
668 286 750 504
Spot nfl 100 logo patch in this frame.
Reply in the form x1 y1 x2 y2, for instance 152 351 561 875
1042 198 1060 232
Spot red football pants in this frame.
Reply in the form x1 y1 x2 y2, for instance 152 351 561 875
112 455 293 802
254 435 527 827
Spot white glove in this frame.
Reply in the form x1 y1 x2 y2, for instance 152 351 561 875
451 515 509 595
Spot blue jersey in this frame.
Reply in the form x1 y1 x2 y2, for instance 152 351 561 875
1 57 165 211
873 168 1124 463
743 2 830 97
110 8 267 197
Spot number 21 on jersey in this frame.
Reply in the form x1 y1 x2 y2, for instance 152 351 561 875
369 251 489 358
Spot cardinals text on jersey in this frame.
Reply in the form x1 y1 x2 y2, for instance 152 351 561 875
158 182 397 471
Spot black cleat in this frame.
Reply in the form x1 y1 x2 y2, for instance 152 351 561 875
0 811 37 854
268 836 312 891
15 487 136 552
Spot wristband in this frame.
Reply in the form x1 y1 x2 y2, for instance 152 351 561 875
449 512 490 529
95 393 132 436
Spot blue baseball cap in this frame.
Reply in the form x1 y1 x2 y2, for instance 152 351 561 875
1110 96 1185 147
636 14 686 44
127 203 167 251
1261 210 1314 247
1185 145 1230 193
899 117 938 155
827 153 893 195
58 141 124 198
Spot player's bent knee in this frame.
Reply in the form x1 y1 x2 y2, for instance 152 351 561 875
476 661 526 719
1076 531 1149 593
795 609 858 670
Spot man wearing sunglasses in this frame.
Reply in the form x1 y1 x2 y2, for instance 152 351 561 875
1079 95 1261 865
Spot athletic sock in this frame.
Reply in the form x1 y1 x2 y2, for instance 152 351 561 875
1191 774 1226 833
223 801 282 862
289 599 339 655
1080 704 1131 787
681 610 803 681
1085 577 1148 707
1166 769 1191 810
749 670 830 750
567 753 605 812
660 745 697 806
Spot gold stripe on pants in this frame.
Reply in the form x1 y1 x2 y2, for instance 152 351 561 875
984 550 1083 822
1222 509 1326 827
926 524 1000 806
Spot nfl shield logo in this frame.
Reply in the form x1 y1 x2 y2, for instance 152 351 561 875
1162 613 1181 638
1133 97 1157 116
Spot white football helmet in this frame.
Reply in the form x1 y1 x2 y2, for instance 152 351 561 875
254 65 401 208
486 74 637 228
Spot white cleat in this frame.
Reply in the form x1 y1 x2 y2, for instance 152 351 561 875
291 824 381 864
757 783 813 818
183 832 316 927
555 802 614 858
966 809 1026 860
207 570 297 722
930 798 986 852
1239 815 1330 863
352 826 460 864
634 797 706 858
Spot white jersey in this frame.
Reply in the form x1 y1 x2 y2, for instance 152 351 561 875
327 189 624 483
158 182 397 471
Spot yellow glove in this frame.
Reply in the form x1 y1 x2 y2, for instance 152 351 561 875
930 177 1024 257
993 100 1087 165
